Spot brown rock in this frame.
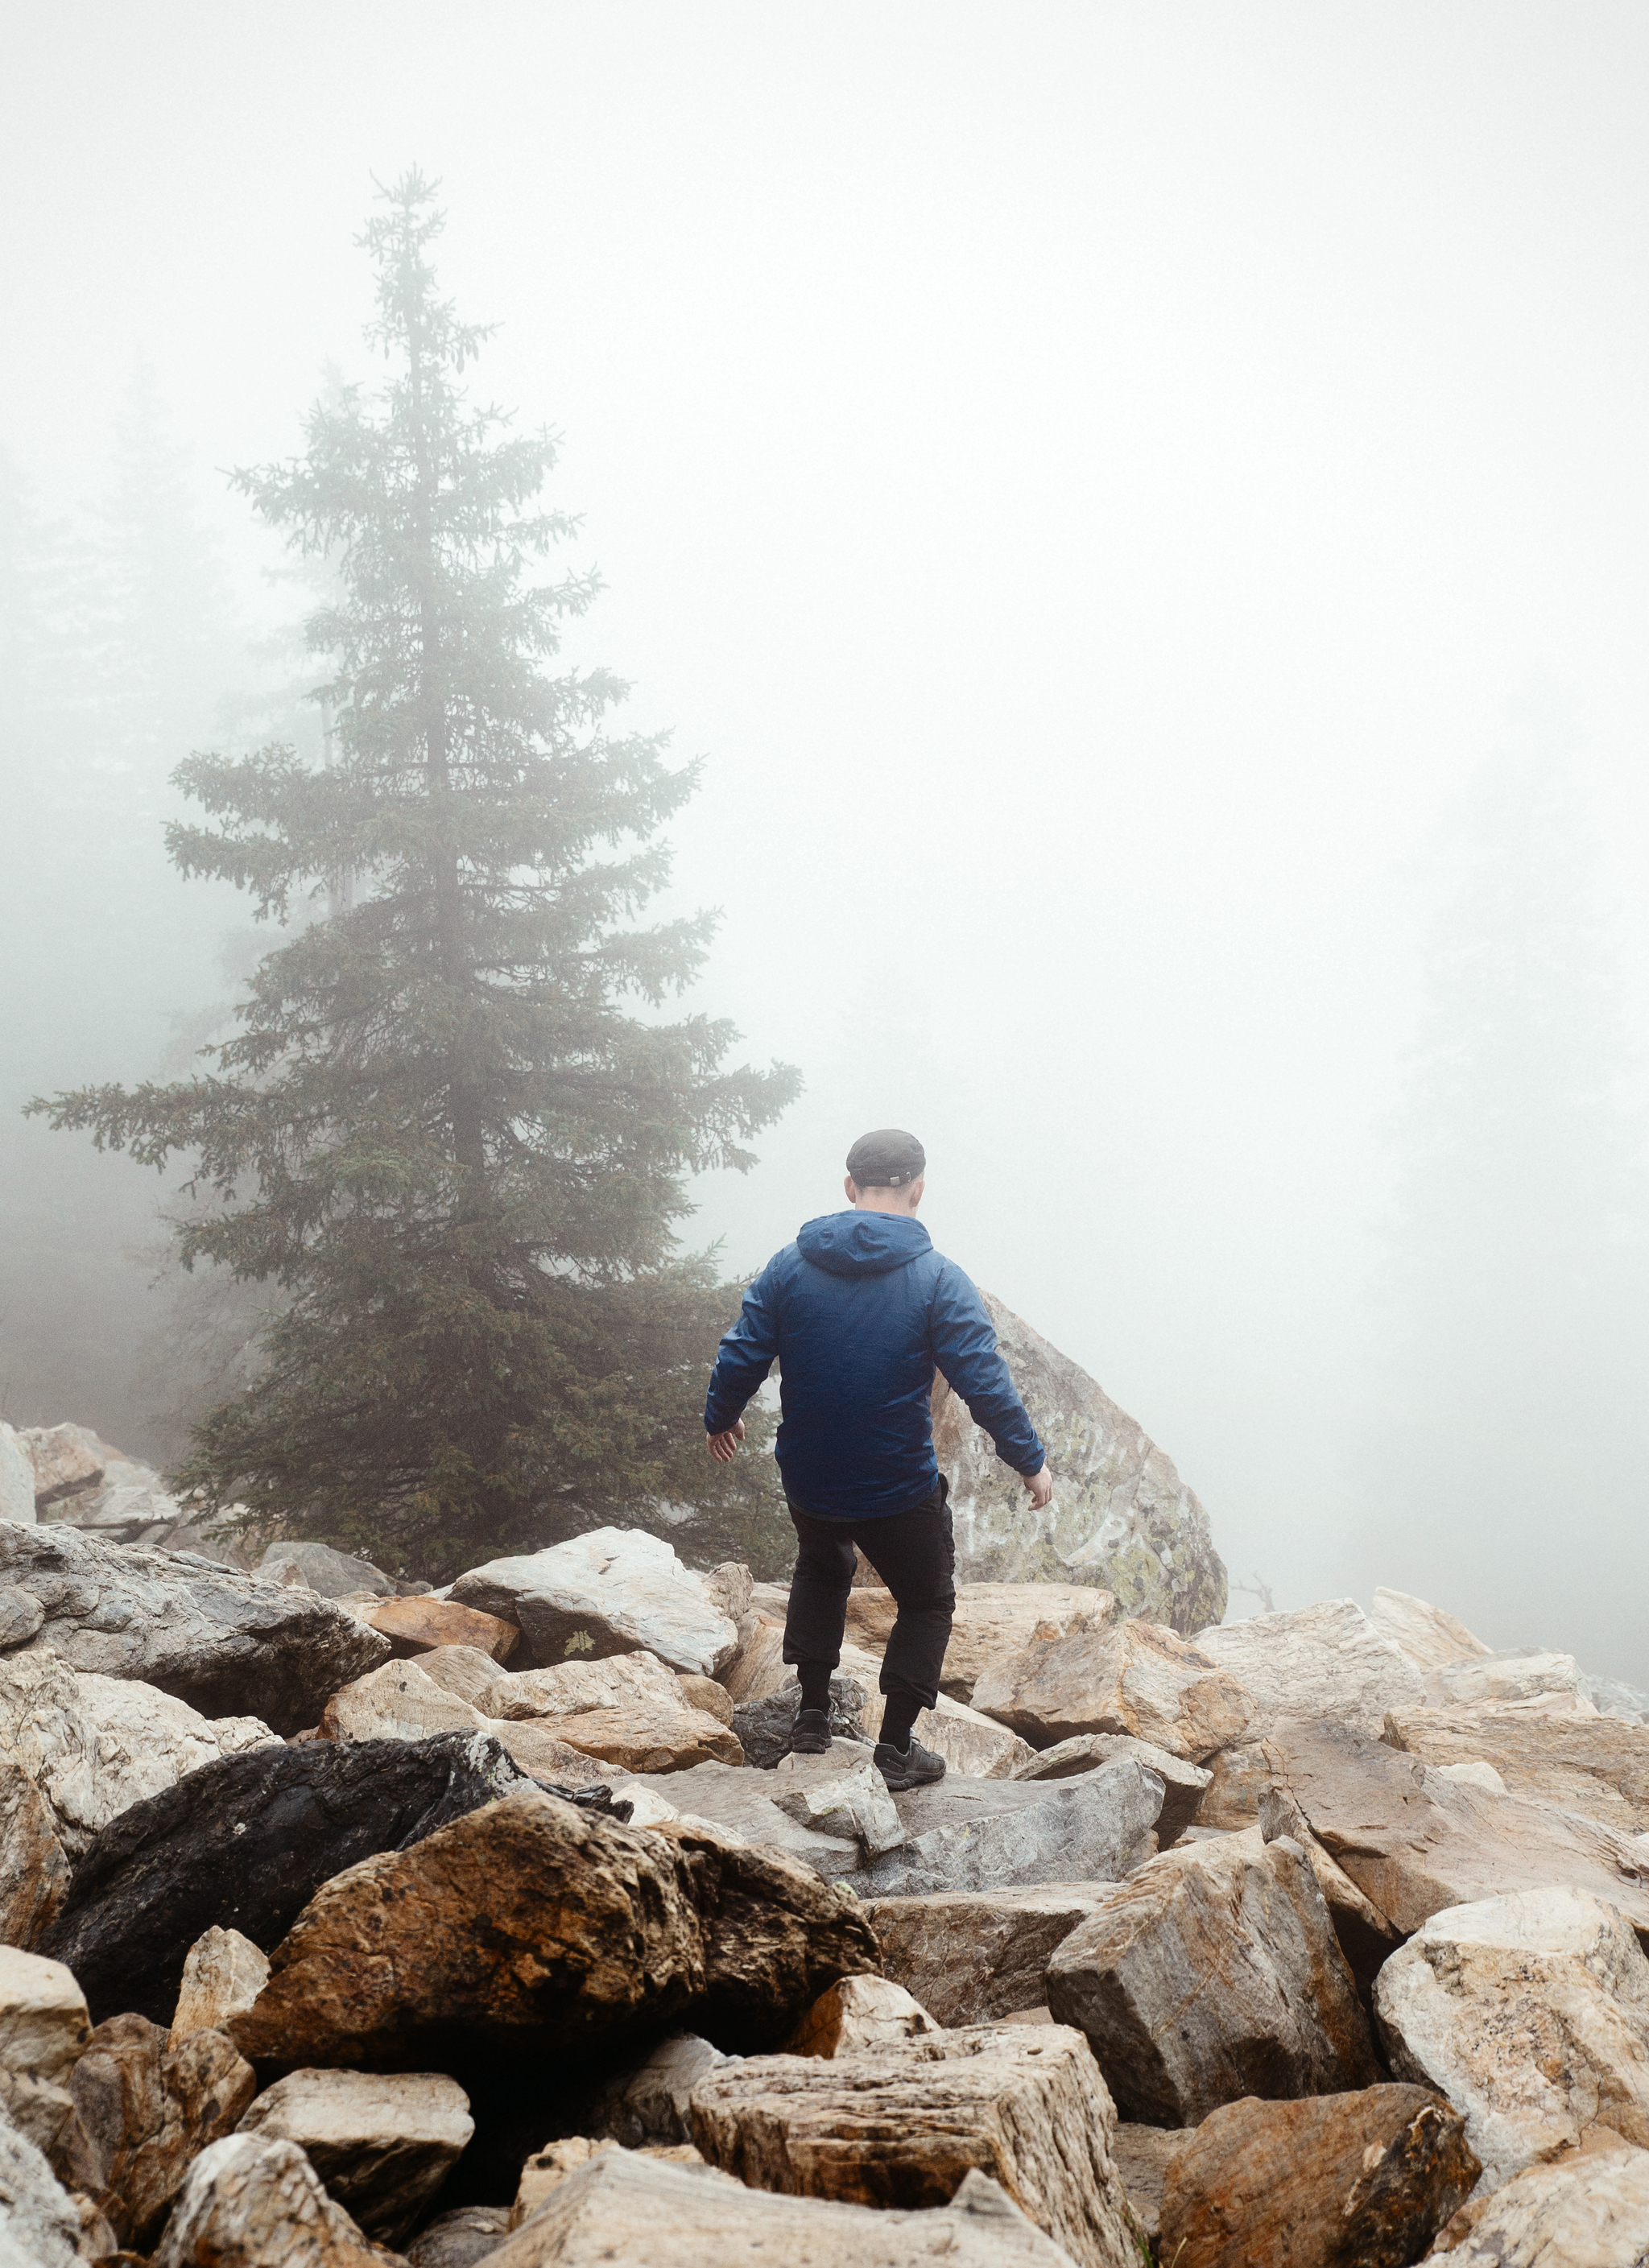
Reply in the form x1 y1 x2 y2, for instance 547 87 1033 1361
1157 2084 1480 2268
688 2023 1142 2268
69 2010 257 2250
1263 1714 1649 1937
862 1884 1114 2025
1196 1740 1275 1827
677 1675 734 1727
973 1617 1252 1760
237 2067 473 2245
1258 1785 1401 1999
362 1596 521 1663
1045 1828 1380 2125
782 1975 939 2057
490 1654 744 1770
845 1583 1118 1704
0 1754 71 1951
152 2130 405 2266
171 1927 271 2042
1193 1599 1425 1736
319 1660 610 1788
1384 1704 1649 1832
1109 2123 1181 2245
717 1616 786 1705
229 1787 878 2073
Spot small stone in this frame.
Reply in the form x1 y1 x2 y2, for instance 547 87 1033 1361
238 2068 473 2245
782 1975 938 2057
171 1927 271 2041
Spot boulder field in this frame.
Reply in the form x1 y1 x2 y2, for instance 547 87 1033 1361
1 1498 1647 2263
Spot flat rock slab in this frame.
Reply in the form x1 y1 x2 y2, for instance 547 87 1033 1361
1373 1886 1649 2187
1157 2084 1479 2268
229 1787 878 2072
1046 1827 1379 2125
451 1526 737 1676
1263 1715 1649 1938
615 1761 862 1878
152 2132 401 2268
484 2147 1084 2268
0 1522 388 1733
69 2010 257 2252
238 2068 473 2245
363 1594 521 1663
688 2023 1140 2268
973 1618 1252 1762
1385 1706 1649 1833
1431 2139 1649 2266
41 1730 535 2025
321 1659 658 1782
844 1582 1118 1704
1192 1598 1424 1737
1012 1733 1210 1840
862 1883 1116 2025
845 1761 1163 1898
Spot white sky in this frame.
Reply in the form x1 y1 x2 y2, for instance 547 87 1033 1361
4 3 1647 1668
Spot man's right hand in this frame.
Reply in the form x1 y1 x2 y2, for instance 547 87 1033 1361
706 1418 746 1464
1023 1464 1054 1509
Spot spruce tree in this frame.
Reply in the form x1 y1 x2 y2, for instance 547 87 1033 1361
35 172 799 1577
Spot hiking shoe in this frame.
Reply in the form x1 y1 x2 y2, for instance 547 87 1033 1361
788 1707 833 1754
874 1737 947 1791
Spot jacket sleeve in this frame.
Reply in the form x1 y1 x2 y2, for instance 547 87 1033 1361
929 1263 1047 1476
705 1255 785 1433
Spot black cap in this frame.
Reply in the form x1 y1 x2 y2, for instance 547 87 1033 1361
846 1128 927 1188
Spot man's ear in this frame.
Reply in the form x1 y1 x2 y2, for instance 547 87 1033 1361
908 1176 925 1211
844 1174 858 1203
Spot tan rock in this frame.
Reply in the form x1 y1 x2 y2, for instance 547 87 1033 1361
491 2145 1082 2266
238 2068 473 2245
914 1695 1036 1778
319 1660 610 1787
19 1423 104 1509
688 2023 1141 2268
1384 1706 1649 1832
1369 1586 1491 1671
1257 1785 1401 1995
677 1675 734 1726
1374 1887 1649 2189
1045 1828 1379 2125
491 1653 742 1770
973 1617 1252 1761
1012 1733 1209 1838
1263 1715 1649 1937
862 1885 1115 2026
152 2130 404 2266
409 1642 513 1712
1195 1738 1274 1827
1422 1649 1590 1709
0 1754 71 1952
1108 2124 1180 2245
69 2010 257 2250
362 1594 521 1663
172 1928 271 2042
845 1582 1119 1703
717 1616 786 1706
229 1787 878 2071
1193 1598 1424 1737
0 1944 93 2179
1428 2138 1649 2264
783 1975 939 2057
1157 2084 1479 2268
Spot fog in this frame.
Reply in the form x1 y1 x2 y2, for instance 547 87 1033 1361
2 4 1647 1675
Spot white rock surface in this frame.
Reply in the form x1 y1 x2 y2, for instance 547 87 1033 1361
769 1741 906 1857
0 1945 91 2181
238 2068 474 2245
0 2106 83 2268
451 1526 738 1676
783 1974 939 2057
171 1928 271 2043
0 1651 279 1860
1369 1585 1490 1671
1434 1760 1509 1795
1374 1886 1649 2189
1432 2138 1649 2266
1423 1649 1590 1710
844 1581 1118 1703
152 2130 394 2267
847 1759 1164 1898
614 1762 862 1877
17 1425 104 1510
1193 1598 1424 1736
0 1427 35 1527
588 2034 735 2146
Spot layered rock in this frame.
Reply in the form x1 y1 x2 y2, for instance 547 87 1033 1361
1156 2084 1479 2268
767 1741 904 1857
450 1527 738 1676
1192 1599 1424 1736
688 2024 1141 2268
783 1976 939 2058
1374 1887 1649 2187
407 2204 512 2266
843 1580 1118 1704
41 1731 535 2024
1257 1785 1401 1998
68 2010 257 2250
238 2068 473 2245
932 1291 1226 1632
0 1754 72 1949
1383 1705 1649 1833
229 1787 878 2071
862 1885 1115 2026
846 1761 1164 1899
0 1521 388 1731
1428 2137 1649 2265
152 2130 403 2268
1046 1828 1379 2125
973 1617 1252 1760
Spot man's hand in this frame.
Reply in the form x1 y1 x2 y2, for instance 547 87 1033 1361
1023 1463 1054 1510
707 1418 746 1464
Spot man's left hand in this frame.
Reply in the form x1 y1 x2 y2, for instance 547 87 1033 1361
1023 1463 1054 1509
707 1419 746 1463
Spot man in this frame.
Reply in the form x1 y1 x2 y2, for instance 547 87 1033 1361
705 1128 1054 1790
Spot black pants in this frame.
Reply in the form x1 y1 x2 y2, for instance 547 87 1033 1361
783 1478 957 1713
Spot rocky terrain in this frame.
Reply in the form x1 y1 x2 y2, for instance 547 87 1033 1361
2 1422 1649 2262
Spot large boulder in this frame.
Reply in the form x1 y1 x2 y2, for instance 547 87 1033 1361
845 1762 1164 1899
973 1618 1252 1760
843 1581 1118 1704
932 1294 1225 1630
482 2146 1083 2268
229 1788 879 2072
767 1741 905 1858
862 1885 1115 2026
1192 1599 1424 1736
1011 1733 1211 1841
0 1425 36 1526
1428 2137 1649 2266
320 1659 621 1784
238 2068 473 2246
1156 2084 1479 2268
450 1527 738 1676
1262 1715 1649 1937
1374 1887 1649 2187
0 1649 279 1861
17 1425 104 1510
1045 1828 1380 2125
614 1760 863 1878
40 1730 537 2024
1383 1705 1649 1833
688 2024 1141 2268
152 2130 402 2268
1368 1585 1490 1671
486 1653 743 1770
68 2010 257 2251
362 1595 521 1663
0 1522 389 1732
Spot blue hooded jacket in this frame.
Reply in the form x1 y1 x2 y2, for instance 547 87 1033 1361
704 1210 1046 1518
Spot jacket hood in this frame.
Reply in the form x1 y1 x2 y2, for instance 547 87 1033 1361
796 1210 933 1278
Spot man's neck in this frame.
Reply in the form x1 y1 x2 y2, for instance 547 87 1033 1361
853 1192 920 1217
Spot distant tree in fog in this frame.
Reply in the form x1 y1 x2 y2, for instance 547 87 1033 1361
33 173 798 1577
